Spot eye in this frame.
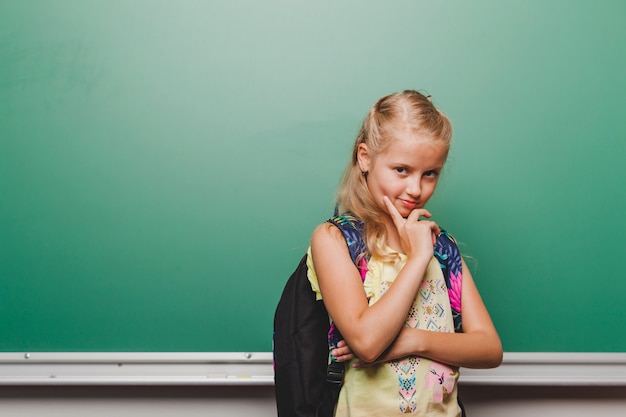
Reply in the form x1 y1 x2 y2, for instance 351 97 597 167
424 170 440 178
395 167 408 175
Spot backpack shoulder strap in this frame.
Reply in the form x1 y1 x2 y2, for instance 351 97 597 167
327 213 368 267
434 230 463 332
324 213 369 388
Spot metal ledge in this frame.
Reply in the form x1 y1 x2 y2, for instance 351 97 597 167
1 352 625 386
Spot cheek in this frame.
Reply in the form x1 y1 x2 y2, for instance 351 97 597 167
372 174 398 196
367 175 391 204
423 182 439 199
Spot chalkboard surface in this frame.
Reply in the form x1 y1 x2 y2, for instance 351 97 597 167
1 1 625 353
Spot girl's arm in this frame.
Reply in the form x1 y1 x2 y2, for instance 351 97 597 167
337 258 502 369
311 208 438 363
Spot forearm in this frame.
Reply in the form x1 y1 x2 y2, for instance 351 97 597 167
335 256 432 362
376 327 502 369
418 329 502 368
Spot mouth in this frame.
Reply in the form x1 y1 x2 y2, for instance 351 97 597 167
399 199 419 209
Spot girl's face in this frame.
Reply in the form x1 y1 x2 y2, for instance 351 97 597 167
358 133 448 218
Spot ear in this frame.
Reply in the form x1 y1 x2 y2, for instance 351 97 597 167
356 143 371 174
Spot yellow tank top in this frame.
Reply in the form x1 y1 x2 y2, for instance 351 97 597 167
307 247 462 417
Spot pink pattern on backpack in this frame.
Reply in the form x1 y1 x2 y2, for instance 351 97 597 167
358 257 368 280
447 270 462 313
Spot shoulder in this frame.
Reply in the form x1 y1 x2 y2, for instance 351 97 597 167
310 215 361 264
312 213 365 248
311 221 345 247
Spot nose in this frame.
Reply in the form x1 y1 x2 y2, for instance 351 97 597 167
406 176 421 198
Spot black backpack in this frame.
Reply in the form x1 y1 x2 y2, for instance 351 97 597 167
273 213 464 417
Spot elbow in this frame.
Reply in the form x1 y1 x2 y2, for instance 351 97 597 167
349 335 388 363
357 349 383 364
465 345 502 369
484 348 503 369
484 339 504 368
464 332 503 369
476 329 503 368
494 345 504 367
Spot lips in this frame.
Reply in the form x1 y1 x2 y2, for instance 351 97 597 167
399 199 418 209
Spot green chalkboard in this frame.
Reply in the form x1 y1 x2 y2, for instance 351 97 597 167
1 0 625 353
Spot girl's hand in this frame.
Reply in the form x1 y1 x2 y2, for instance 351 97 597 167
331 340 357 362
382 196 440 259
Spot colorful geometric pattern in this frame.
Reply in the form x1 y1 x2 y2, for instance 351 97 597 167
389 274 452 412
390 356 421 412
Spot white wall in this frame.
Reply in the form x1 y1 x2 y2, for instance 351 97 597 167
460 385 626 417
1 385 626 417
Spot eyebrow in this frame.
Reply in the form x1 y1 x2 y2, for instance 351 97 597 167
389 160 444 171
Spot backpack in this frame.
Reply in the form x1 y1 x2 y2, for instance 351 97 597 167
273 213 464 417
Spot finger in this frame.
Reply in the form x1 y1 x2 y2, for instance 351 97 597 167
332 348 356 362
332 341 352 357
410 208 433 220
406 208 422 223
427 221 441 245
404 209 433 226
352 360 374 368
429 220 441 237
337 352 356 362
382 196 404 228
418 209 432 220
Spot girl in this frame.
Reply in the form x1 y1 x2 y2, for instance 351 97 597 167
307 90 502 416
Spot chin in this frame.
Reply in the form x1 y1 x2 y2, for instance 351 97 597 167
396 208 413 218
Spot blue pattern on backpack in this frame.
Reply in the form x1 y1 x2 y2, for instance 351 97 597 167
434 230 463 332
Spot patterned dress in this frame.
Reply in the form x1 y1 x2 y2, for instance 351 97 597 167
307 247 462 417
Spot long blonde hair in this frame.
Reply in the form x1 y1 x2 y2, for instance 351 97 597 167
336 90 453 261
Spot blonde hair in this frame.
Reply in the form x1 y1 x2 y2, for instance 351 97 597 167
336 90 453 261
